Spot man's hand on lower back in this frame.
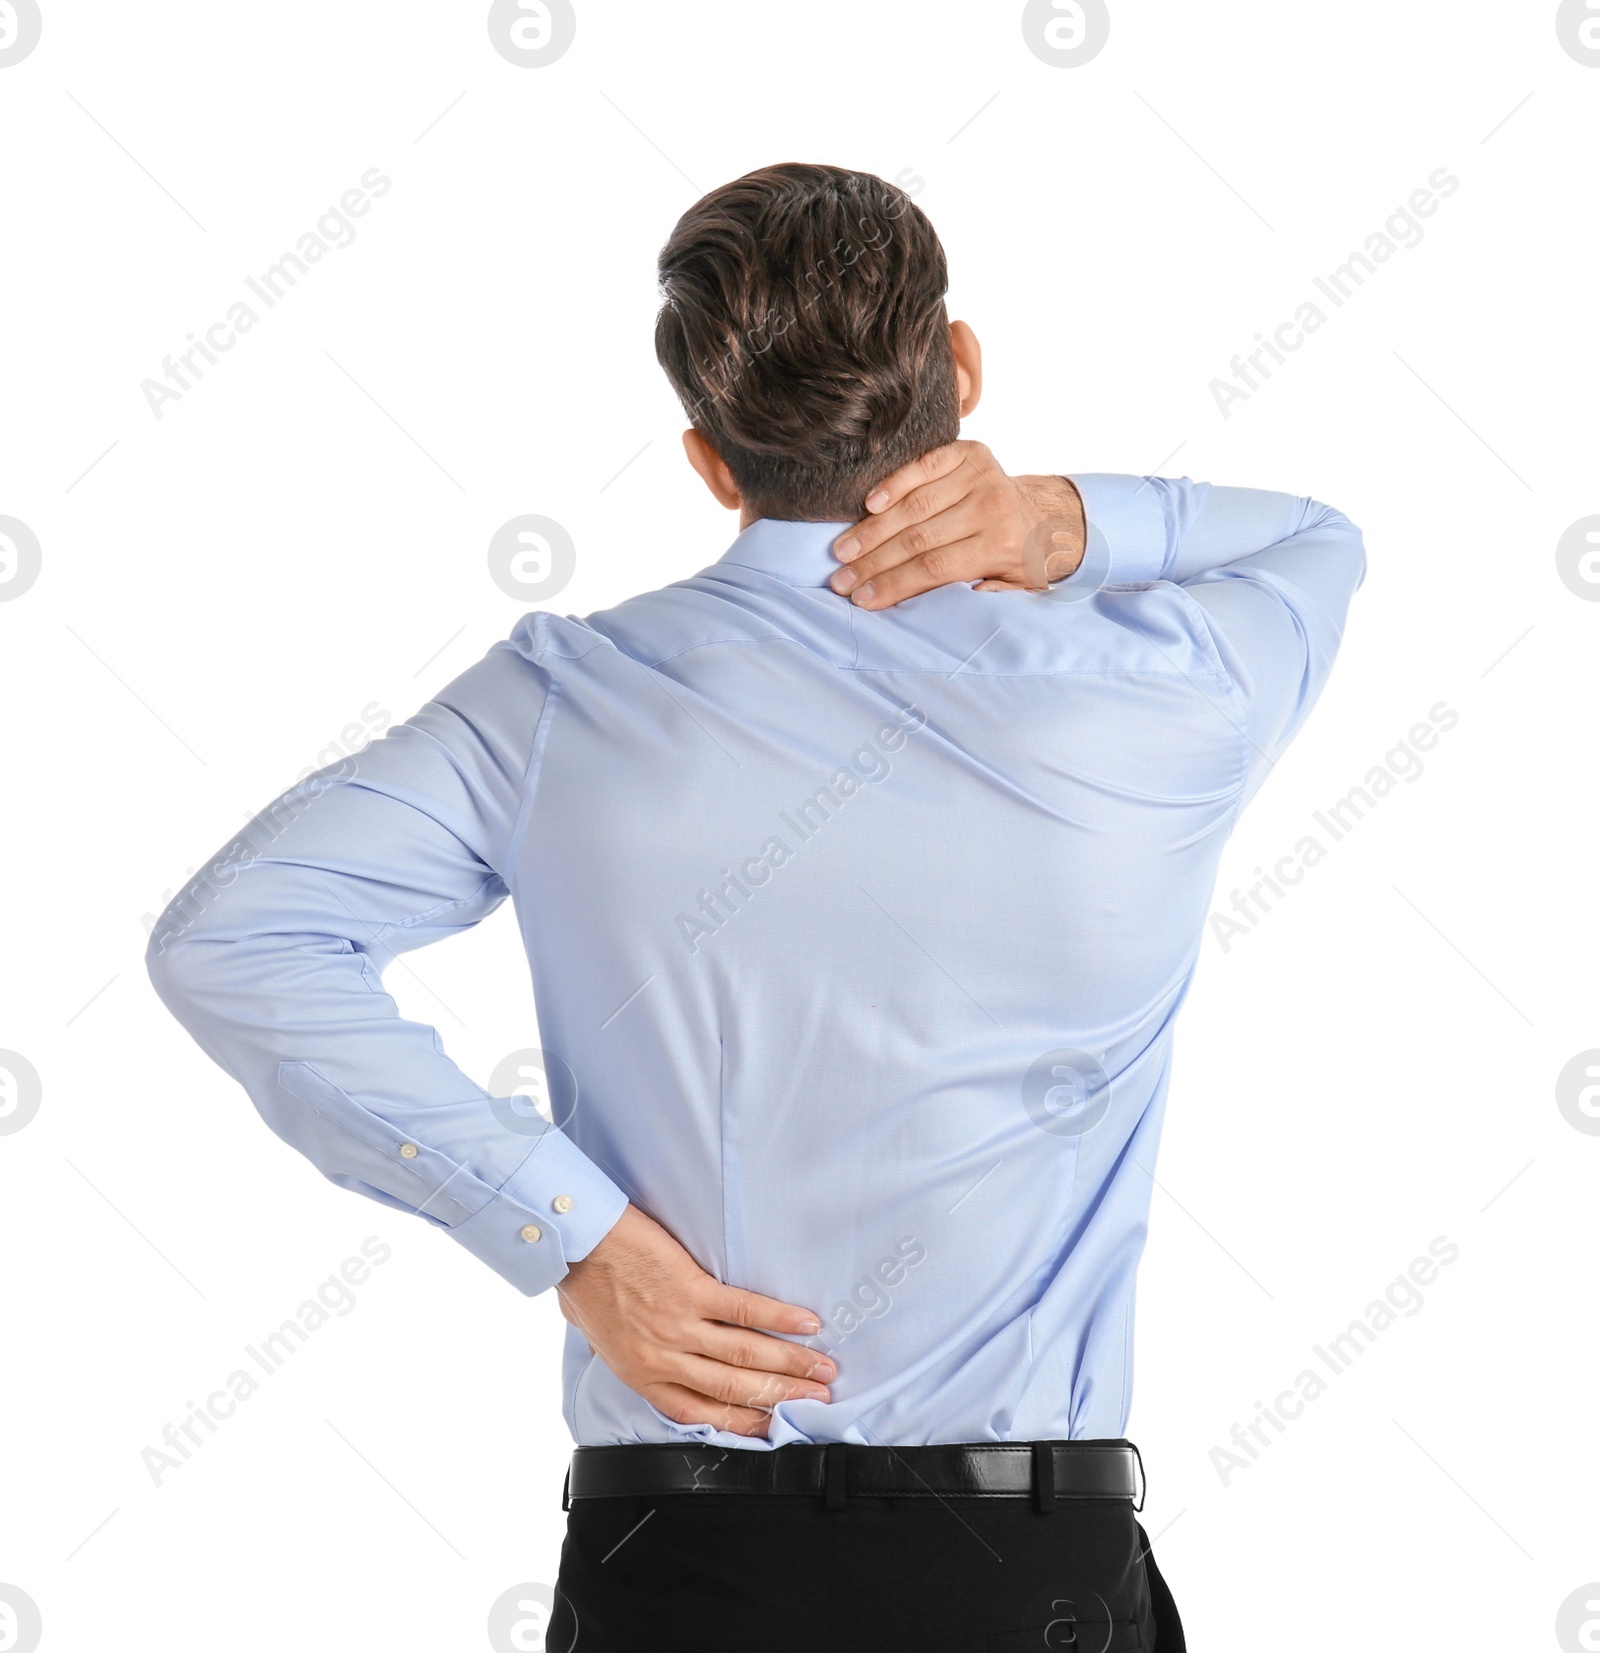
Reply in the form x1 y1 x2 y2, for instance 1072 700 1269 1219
828 440 1086 609
555 1203 834 1438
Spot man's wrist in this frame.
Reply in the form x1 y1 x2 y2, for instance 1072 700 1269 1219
1015 475 1086 584
566 1200 636 1274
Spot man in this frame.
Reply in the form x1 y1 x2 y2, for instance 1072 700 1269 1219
149 163 1364 1649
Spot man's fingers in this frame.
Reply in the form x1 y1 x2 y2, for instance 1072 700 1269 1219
835 468 976 567
645 1383 773 1438
858 442 971 519
843 535 992 610
675 1353 830 1410
832 497 990 595
707 1282 824 1338
696 1322 836 1382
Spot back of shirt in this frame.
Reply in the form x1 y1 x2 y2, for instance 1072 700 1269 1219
148 473 1366 1450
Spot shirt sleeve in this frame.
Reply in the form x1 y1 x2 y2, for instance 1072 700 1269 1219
145 638 629 1296
1068 473 1367 805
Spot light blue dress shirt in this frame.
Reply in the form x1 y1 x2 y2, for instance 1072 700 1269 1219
148 474 1364 1450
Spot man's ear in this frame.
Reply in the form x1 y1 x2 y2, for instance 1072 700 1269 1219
682 428 743 510
950 320 983 417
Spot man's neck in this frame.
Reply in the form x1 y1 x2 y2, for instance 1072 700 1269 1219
739 508 852 530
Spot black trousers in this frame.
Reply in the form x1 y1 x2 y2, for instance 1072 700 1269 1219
553 1480 1185 1651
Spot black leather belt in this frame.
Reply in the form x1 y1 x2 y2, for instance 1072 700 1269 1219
566 1441 1143 1512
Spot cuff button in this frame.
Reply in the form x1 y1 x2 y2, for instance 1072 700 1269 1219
520 1223 543 1243
398 1143 419 1159
552 1194 573 1214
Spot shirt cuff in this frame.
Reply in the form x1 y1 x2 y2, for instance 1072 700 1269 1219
1063 473 1173 588
447 1124 630 1296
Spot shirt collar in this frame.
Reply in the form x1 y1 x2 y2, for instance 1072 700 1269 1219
713 517 856 589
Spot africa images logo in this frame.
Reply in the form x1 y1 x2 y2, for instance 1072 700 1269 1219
0 517 42 602
487 0 577 67
1020 0 1110 67
0 1050 42 1136
0 1 42 68
1555 0 1600 66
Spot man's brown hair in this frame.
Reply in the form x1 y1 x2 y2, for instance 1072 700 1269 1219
655 162 960 522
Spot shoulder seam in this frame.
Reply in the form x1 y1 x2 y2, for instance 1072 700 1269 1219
503 674 564 885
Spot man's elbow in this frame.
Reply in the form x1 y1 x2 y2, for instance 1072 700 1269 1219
1305 498 1369 592
1302 496 1358 535
145 918 207 1020
144 879 235 1014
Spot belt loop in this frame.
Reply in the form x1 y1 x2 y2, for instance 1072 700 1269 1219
824 1443 848 1512
1033 1443 1056 1514
561 1466 571 1513
1129 1442 1146 1513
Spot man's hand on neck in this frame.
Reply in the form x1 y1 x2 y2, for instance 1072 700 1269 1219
826 441 1086 609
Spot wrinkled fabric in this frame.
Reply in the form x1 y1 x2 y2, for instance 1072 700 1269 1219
149 474 1365 1450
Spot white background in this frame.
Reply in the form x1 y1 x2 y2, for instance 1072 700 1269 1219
1 2 1596 1649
